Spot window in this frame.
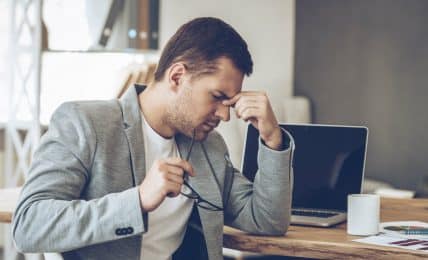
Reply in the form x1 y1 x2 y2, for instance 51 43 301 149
0 0 10 123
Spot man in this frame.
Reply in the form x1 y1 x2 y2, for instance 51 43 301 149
12 17 294 260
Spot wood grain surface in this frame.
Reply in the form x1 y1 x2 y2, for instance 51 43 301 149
0 187 21 223
224 198 428 259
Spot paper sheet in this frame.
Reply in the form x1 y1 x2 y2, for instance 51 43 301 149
354 234 428 253
353 222 428 253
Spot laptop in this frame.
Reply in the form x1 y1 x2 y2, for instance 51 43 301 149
242 123 368 227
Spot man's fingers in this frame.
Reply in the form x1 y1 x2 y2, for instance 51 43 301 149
232 96 263 118
166 172 184 185
241 107 264 122
164 165 184 177
222 93 241 106
163 157 183 164
223 91 268 107
165 182 182 197
234 98 261 116
235 106 260 119
240 91 267 96
234 98 260 111
163 157 195 177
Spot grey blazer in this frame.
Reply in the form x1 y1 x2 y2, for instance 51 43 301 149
12 85 294 260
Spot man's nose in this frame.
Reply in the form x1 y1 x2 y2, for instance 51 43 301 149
215 104 230 122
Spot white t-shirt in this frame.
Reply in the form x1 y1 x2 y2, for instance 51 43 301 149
140 114 194 260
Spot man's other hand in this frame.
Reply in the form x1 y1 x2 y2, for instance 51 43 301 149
223 91 283 150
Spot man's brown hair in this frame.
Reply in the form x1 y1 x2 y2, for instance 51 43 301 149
154 17 253 81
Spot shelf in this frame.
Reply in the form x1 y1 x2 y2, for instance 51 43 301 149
43 48 160 55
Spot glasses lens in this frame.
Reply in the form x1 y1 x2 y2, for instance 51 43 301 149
181 182 223 211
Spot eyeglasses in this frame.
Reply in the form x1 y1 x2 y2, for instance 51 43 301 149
180 131 224 211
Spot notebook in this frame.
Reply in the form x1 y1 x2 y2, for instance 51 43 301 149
241 123 369 227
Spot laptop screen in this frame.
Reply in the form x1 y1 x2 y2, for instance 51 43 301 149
242 124 368 211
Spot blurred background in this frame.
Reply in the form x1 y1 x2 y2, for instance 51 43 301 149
1 0 428 259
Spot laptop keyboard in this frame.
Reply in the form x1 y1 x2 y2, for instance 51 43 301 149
292 210 339 218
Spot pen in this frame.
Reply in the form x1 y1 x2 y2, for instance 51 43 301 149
400 229 428 235
384 225 428 235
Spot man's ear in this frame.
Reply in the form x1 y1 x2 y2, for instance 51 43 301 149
167 63 187 91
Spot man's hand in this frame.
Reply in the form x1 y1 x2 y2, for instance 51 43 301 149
223 91 283 150
139 157 195 212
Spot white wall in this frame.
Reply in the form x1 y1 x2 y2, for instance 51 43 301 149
159 0 295 99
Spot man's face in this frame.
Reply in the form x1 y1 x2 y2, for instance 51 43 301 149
166 57 244 140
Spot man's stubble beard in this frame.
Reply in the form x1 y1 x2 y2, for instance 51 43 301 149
164 86 195 138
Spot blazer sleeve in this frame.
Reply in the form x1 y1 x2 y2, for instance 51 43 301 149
224 128 294 235
11 102 147 253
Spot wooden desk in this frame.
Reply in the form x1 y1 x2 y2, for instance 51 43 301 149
0 187 21 223
1 189 427 258
224 198 428 259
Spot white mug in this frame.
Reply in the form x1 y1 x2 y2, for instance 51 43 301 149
347 194 380 236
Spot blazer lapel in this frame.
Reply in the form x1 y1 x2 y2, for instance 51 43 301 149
176 134 224 259
119 84 146 186
175 134 223 209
